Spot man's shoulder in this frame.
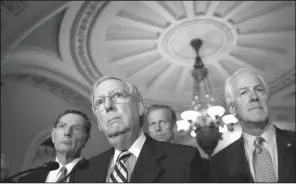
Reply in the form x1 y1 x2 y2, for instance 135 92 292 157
212 137 242 161
89 147 113 162
147 137 200 157
276 127 295 145
18 170 48 183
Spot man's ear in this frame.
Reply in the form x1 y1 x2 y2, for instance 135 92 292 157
229 104 236 116
97 120 102 131
137 100 145 116
51 129 55 144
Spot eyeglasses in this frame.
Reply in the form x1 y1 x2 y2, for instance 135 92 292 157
93 89 132 112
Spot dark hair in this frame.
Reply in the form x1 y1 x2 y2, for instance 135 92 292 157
54 109 92 136
146 104 177 125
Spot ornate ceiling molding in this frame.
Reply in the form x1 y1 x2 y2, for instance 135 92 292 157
60 1 109 86
269 68 295 95
3 73 93 117
1 1 70 61
62 1 295 112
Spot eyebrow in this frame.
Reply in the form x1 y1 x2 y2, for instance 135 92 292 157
237 85 264 91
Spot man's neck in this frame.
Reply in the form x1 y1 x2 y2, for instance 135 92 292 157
111 129 143 151
56 153 79 165
241 120 271 136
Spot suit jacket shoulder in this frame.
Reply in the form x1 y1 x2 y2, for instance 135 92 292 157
210 137 253 183
130 136 208 182
275 127 295 182
18 170 49 183
73 148 114 183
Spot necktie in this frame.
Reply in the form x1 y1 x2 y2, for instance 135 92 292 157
253 137 277 182
56 166 68 183
108 151 132 183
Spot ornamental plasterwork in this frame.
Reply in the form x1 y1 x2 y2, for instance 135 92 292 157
3 74 92 114
70 1 108 85
63 1 295 112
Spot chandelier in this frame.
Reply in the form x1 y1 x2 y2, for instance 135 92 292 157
177 38 238 157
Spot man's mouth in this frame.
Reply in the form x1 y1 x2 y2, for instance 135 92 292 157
109 117 121 122
61 141 71 145
249 106 263 110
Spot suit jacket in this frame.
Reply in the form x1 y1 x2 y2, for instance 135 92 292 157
18 158 88 183
210 127 295 183
73 135 209 183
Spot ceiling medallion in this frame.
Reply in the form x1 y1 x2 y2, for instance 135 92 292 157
159 18 237 66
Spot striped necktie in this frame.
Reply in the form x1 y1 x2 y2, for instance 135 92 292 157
108 151 132 183
56 167 68 183
253 137 277 182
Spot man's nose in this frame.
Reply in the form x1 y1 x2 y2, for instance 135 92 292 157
104 97 115 112
155 123 161 131
64 126 73 137
250 91 259 101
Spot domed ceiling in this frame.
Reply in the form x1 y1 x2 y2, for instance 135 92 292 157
1 0 295 118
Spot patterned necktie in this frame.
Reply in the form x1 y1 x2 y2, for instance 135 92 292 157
253 137 277 182
108 151 132 183
56 166 68 183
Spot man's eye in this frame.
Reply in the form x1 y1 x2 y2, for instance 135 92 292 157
240 91 247 95
112 92 124 100
73 126 83 131
58 124 65 128
97 99 104 105
256 88 263 92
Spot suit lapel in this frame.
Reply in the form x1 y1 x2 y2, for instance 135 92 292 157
276 127 295 182
33 170 49 182
130 136 164 182
230 137 254 182
92 148 114 182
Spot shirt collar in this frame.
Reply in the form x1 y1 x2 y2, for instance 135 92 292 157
242 123 276 148
55 157 82 174
113 131 146 165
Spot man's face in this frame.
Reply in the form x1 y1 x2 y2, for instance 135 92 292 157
230 72 270 125
147 108 175 142
51 113 89 156
93 79 143 148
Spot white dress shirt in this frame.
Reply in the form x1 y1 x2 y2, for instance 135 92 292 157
45 157 82 182
242 124 278 180
106 131 146 181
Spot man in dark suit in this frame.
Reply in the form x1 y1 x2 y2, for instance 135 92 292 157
18 109 92 183
75 76 207 182
210 68 295 182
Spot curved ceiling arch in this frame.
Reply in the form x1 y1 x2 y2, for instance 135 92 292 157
59 1 295 112
2 60 92 116
1 1 71 61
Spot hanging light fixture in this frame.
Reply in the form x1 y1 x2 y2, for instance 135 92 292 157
178 38 237 157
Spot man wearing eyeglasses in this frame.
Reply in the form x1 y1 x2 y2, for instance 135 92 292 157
73 76 207 182
19 109 91 182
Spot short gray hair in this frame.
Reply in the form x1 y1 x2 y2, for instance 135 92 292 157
224 68 269 109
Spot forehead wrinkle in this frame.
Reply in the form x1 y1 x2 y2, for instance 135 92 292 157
94 79 128 97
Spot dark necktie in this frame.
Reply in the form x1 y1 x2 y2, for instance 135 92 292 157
56 166 68 183
253 137 277 182
108 151 132 183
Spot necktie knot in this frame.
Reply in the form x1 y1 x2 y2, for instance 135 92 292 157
118 151 132 163
57 166 68 182
254 137 264 146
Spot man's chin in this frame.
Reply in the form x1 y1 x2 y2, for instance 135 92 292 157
153 135 168 142
106 128 129 138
